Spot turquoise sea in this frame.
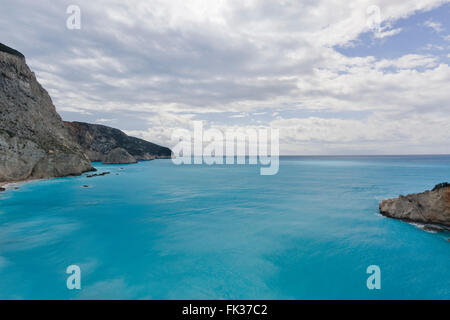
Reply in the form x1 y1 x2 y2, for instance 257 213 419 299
0 156 449 299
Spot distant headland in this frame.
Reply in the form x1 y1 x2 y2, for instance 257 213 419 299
0 43 172 188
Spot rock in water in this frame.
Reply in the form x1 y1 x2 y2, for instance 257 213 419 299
103 148 137 164
0 43 93 183
64 121 172 162
86 172 110 178
379 183 450 227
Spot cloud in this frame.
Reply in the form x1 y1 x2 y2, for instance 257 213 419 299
270 113 450 155
424 19 444 32
95 118 117 124
376 54 439 69
229 114 246 118
0 0 449 154
374 27 402 39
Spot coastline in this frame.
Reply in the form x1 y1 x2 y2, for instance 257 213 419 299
0 158 172 192
1 177 54 192
0 166 99 192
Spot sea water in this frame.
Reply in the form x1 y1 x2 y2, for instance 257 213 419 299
0 156 449 299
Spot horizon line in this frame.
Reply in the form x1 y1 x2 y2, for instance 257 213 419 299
277 154 450 157
176 154 450 157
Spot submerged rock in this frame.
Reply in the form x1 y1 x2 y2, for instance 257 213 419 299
379 183 450 228
0 187 5 192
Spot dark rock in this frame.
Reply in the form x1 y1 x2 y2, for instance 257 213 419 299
64 121 172 162
0 187 5 192
432 182 450 191
0 43 25 59
86 171 110 178
380 183 450 228
81 185 89 188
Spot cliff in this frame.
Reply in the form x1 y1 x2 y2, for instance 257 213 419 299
64 121 172 162
103 147 138 164
379 183 450 229
0 43 93 184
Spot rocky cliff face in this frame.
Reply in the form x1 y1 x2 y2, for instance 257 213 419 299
379 183 450 228
0 44 93 184
64 121 172 162
103 147 138 164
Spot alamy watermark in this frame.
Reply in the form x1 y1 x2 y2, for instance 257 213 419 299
66 5 81 30
66 265 81 290
171 121 279 175
366 265 381 290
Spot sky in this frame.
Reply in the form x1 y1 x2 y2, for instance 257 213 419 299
0 0 449 155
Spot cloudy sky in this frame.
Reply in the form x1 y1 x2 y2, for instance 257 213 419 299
1 0 449 154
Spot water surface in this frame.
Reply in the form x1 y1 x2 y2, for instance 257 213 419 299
0 156 449 299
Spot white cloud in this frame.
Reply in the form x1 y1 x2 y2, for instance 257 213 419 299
424 19 444 32
229 114 246 118
270 113 450 155
374 27 402 38
376 54 438 69
0 0 449 154
421 43 445 51
95 118 117 123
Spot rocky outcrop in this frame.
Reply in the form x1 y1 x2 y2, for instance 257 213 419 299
64 121 172 163
379 183 450 228
0 43 93 185
103 148 137 164
86 171 110 178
